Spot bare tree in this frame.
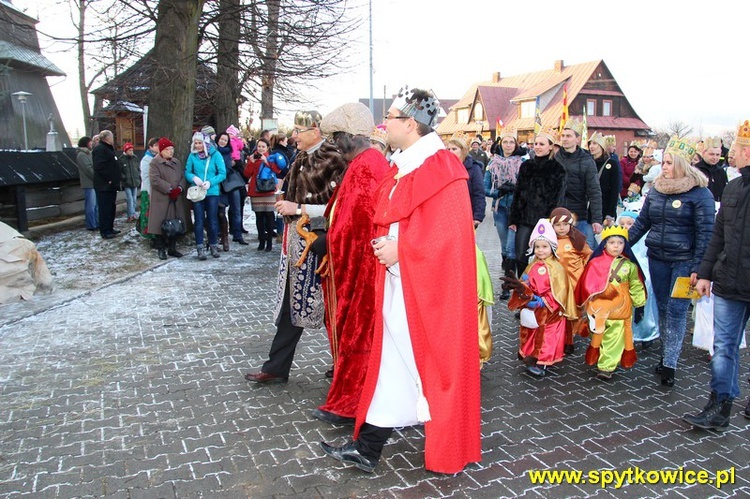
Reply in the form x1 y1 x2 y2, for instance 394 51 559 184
666 120 693 139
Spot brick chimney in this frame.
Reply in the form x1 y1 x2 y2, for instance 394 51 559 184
554 60 564 72
492 72 501 83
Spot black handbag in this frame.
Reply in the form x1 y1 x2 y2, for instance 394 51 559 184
161 199 186 238
256 164 277 192
221 167 246 193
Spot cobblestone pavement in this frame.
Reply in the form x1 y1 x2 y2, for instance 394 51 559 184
1 209 749 498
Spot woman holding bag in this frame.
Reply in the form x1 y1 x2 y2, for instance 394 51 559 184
244 138 282 251
147 137 187 260
185 132 226 260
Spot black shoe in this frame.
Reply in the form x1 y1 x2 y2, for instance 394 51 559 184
244 371 288 384
311 408 355 426
525 365 546 378
320 441 378 473
660 367 675 387
654 357 665 375
564 344 575 355
101 232 117 239
235 238 249 245
500 289 511 300
743 398 750 420
167 248 183 258
682 393 732 431
242 228 250 234
158 248 168 260
112 229 122 234
325 368 334 379
596 370 614 381
265 238 273 252
257 240 266 251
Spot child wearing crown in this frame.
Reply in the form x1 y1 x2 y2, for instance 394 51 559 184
549 207 592 354
501 218 577 378
575 225 647 380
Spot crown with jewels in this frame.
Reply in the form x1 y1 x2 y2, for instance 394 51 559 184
294 110 322 128
588 132 606 150
702 136 722 150
536 125 560 145
629 139 646 150
370 125 388 147
601 224 629 241
500 126 518 140
736 120 750 147
392 86 441 128
450 130 471 147
665 135 697 162
564 117 585 136
604 135 616 148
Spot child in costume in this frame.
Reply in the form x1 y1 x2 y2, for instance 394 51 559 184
576 225 647 380
549 207 592 354
502 218 577 378
617 211 659 347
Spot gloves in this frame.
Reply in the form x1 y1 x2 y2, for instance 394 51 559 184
527 295 544 309
520 273 530 283
168 187 182 201
202 181 211 191
633 307 644 324
499 182 515 194
194 178 204 188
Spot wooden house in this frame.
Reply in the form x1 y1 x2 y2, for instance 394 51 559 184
437 60 651 154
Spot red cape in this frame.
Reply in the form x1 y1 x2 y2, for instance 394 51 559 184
320 148 390 417
355 149 481 473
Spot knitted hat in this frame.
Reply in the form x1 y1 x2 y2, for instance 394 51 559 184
200 125 216 137
549 207 576 225
527 218 558 256
226 125 240 137
618 210 640 221
157 137 174 152
122 142 134 152
320 102 375 137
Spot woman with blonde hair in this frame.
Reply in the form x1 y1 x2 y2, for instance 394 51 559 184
628 137 715 387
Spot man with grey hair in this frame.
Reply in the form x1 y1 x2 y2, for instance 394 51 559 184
92 130 121 239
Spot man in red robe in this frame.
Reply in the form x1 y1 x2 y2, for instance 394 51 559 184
320 87 481 474
310 103 390 425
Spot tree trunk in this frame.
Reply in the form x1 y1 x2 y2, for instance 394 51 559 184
259 0 280 119
214 0 241 130
76 0 92 135
148 0 204 162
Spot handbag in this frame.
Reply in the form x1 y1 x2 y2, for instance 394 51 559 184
161 199 186 238
221 167 246 193
256 163 277 193
187 157 211 201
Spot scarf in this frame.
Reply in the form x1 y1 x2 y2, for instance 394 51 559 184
391 132 445 177
652 175 698 195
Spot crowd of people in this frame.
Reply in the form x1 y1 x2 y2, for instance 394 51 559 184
73 92 750 473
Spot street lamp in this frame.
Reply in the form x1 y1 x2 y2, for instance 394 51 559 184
12 91 32 150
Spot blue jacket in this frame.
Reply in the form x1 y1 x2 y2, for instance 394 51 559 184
628 181 715 273
464 157 486 222
185 147 226 197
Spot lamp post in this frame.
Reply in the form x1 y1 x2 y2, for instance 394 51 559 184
12 91 32 150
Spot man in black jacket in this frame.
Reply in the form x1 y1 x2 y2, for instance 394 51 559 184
92 130 121 239
694 136 728 201
555 118 602 249
683 121 750 431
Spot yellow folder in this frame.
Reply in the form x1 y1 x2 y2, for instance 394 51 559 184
670 276 701 299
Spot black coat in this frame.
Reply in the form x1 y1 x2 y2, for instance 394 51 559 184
594 154 621 219
509 154 566 227
555 146 602 224
463 156 486 222
695 159 728 202
92 141 121 191
698 170 750 301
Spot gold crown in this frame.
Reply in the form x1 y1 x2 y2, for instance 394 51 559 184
536 125 559 145
629 139 646 150
450 130 471 147
702 136 722 150
736 120 750 147
604 135 616 148
665 135 697 162
564 117 585 136
601 224 629 241
588 132 606 150
500 126 517 140
370 126 388 146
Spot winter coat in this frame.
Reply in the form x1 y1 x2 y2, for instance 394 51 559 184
147 154 187 236
119 153 141 189
216 143 234 176
594 154 622 219
184 147 226 197
92 141 121 191
229 136 244 162
464 156 486 222
628 176 715 272
76 147 94 189
620 155 639 198
555 146 602 224
509 153 567 227
244 152 284 197
140 151 155 194
698 170 750 301
694 159 728 202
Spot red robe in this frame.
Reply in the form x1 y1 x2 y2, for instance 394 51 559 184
355 149 481 474
319 148 390 417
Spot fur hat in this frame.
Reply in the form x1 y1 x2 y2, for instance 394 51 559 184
527 218 558 256
320 102 375 137
157 137 174 152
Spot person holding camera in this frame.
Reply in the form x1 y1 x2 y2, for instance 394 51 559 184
244 138 282 251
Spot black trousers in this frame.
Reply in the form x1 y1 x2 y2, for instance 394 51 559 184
514 223 534 274
262 281 304 377
356 423 393 459
96 190 117 236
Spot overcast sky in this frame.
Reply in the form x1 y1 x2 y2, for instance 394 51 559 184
15 0 750 138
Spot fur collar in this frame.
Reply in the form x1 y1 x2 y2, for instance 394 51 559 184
653 175 698 195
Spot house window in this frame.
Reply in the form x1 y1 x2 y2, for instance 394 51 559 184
457 108 469 123
586 99 596 116
520 100 535 119
602 100 612 117
473 102 484 121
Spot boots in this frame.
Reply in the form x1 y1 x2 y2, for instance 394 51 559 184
210 245 221 258
167 240 183 258
265 235 273 252
158 247 168 260
682 392 733 431
257 238 266 251
197 245 207 260
660 367 675 387
219 215 229 251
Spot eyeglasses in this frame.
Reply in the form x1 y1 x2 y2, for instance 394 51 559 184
292 127 313 135
384 115 411 121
